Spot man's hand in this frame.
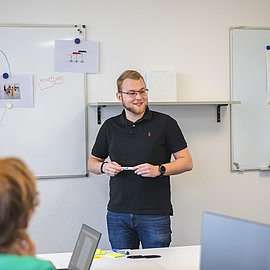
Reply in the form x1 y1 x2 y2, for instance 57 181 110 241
133 163 160 178
103 161 123 177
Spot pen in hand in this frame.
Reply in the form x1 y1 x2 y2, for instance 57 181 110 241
112 248 129 255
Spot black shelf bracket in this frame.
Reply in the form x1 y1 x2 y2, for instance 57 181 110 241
97 105 106 124
217 104 228 122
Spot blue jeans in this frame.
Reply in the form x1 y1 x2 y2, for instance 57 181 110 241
107 211 172 249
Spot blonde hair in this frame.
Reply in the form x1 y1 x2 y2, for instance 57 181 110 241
0 158 38 251
117 70 146 91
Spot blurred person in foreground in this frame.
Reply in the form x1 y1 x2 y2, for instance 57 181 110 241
0 157 55 270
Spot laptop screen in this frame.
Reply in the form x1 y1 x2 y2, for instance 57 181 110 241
200 212 270 270
68 224 101 270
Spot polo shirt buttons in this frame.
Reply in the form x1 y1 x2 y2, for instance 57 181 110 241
130 124 136 135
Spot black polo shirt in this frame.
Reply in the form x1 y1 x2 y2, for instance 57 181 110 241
91 107 187 215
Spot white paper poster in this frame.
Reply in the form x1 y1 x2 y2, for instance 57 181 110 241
0 74 33 108
54 40 99 73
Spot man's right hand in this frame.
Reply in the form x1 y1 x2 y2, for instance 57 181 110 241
102 161 123 177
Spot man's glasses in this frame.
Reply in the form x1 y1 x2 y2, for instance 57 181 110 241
119 89 149 97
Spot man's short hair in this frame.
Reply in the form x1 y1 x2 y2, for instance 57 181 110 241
117 70 146 91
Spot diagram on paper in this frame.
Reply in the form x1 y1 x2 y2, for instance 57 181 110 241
68 50 87 63
55 40 99 73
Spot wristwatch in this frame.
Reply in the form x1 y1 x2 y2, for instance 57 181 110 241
158 164 166 176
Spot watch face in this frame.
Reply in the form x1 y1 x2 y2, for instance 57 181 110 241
159 165 166 175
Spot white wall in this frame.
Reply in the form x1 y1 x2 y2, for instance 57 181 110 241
1 0 270 253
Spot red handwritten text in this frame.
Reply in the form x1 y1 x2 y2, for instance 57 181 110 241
38 75 64 90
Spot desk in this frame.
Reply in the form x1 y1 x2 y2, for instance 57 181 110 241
37 245 201 270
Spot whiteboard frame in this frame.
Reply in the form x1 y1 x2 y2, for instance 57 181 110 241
0 24 89 179
230 26 270 172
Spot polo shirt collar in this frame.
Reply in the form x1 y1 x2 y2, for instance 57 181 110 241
119 106 152 126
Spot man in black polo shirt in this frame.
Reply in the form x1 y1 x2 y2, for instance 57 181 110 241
88 70 193 249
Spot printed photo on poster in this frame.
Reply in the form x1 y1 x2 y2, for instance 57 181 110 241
0 74 33 107
0 83 21 100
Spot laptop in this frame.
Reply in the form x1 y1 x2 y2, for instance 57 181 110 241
200 212 270 270
58 224 101 270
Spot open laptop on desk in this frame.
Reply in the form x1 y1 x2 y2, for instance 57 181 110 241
200 212 270 270
58 224 101 270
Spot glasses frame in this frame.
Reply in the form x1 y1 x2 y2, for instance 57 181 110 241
118 88 149 97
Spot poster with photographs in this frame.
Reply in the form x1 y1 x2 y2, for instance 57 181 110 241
0 74 33 107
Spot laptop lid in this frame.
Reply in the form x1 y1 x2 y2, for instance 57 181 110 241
65 224 101 270
200 212 270 270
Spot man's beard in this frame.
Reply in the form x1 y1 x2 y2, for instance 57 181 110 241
122 100 148 115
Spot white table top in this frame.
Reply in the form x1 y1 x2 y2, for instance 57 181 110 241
37 245 201 270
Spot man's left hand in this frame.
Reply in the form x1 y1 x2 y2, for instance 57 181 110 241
133 163 160 178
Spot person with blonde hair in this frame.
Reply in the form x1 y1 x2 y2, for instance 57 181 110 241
0 157 55 269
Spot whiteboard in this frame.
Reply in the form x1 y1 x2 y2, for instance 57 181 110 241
231 28 270 171
0 25 87 178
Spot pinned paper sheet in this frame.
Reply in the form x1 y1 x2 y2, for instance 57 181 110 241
265 47 270 104
54 40 99 73
0 74 33 108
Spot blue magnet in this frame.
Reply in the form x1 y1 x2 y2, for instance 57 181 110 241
3 73 9 79
266 45 270 50
75 38 81 44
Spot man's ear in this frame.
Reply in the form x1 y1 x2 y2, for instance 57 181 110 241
116 92 123 103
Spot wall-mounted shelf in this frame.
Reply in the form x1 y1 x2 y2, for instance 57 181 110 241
88 101 241 124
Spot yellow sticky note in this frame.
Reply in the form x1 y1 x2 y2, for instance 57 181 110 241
106 253 126 258
94 255 102 259
95 249 106 255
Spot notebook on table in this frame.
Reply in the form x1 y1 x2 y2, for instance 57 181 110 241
57 224 101 270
